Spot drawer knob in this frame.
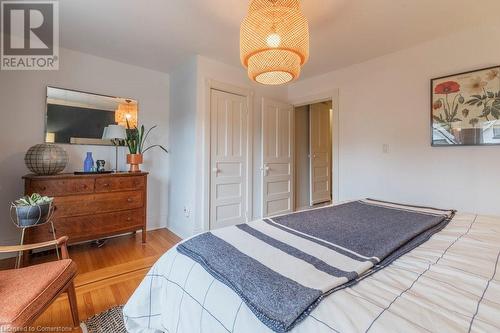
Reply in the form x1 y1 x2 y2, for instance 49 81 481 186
127 198 133 202
104 183 110 187
40 186 47 191
126 217 132 221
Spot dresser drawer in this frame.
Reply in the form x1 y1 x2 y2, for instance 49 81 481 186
28 178 95 196
95 176 145 192
26 209 144 244
53 190 143 218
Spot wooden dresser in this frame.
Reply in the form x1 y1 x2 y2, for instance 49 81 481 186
23 172 148 246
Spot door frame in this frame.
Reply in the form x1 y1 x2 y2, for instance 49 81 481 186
202 79 254 232
290 89 340 204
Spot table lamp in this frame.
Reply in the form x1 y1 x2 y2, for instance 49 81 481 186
102 125 127 172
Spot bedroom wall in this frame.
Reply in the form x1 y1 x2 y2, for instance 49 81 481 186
168 56 287 238
167 57 198 238
195 56 288 230
287 23 500 216
0 47 170 250
167 55 288 238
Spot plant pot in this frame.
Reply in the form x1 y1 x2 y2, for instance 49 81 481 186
127 154 143 172
14 202 51 227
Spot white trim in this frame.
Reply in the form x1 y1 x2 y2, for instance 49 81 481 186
290 89 341 203
202 79 254 233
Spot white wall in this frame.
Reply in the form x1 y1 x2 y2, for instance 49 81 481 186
195 56 289 233
0 48 170 249
196 55 288 224
288 23 500 216
167 55 288 237
167 57 198 238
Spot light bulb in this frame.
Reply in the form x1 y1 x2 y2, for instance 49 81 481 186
125 113 132 119
266 33 281 48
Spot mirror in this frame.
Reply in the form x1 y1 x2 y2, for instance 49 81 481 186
45 87 138 145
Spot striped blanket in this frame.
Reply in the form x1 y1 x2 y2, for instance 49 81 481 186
177 199 455 332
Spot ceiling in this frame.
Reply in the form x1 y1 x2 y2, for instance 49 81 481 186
60 0 500 80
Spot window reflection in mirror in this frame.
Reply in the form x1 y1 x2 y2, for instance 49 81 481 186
45 87 138 145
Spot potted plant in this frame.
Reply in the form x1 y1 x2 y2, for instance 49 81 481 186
125 122 168 172
11 193 54 227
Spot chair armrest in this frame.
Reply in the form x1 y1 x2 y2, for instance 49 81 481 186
0 236 69 254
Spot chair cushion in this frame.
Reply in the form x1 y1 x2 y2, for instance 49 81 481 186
0 259 77 329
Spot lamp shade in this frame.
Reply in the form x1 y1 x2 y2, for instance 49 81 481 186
240 0 309 85
115 100 138 128
102 125 127 140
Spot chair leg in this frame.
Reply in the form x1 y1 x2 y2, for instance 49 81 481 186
66 281 80 327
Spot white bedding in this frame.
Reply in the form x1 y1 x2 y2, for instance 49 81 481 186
124 212 500 332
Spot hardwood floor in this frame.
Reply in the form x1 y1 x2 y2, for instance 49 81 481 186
0 229 181 332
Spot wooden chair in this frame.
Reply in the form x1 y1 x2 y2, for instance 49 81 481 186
0 236 79 331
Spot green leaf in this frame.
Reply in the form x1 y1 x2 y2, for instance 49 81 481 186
465 98 480 106
142 144 169 154
140 125 158 153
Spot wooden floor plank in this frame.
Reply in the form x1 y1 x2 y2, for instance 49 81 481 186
0 228 180 331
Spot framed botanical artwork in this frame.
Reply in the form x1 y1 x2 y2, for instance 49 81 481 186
431 65 500 146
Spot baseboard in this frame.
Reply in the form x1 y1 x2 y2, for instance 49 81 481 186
0 236 23 259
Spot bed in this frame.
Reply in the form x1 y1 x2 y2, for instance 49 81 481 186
123 200 500 333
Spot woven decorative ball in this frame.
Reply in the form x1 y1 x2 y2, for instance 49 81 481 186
24 144 68 175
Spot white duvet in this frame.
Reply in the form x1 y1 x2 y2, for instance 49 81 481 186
124 212 500 333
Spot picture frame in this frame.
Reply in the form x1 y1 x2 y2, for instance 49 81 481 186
431 65 500 146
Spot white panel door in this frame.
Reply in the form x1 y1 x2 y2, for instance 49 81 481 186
210 89 248 229
262 98 294 217
309 103 332 205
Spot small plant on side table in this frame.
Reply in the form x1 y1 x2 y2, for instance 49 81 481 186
11 193 54 227
125 122 168 172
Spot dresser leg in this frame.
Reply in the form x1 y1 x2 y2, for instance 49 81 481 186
142 227 147 243
21 250 30 267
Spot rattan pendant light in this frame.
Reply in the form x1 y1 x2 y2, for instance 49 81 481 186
240 0 309 85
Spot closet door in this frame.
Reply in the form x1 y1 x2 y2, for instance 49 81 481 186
309 103 332 205
261 98 294 217
210 89 248 229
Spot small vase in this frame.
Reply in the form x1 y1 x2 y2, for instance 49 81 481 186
127 154 143 172
84 152 94 172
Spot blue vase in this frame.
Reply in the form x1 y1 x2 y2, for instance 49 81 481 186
83 152 94 172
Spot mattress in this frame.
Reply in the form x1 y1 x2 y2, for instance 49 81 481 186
124 211 500 333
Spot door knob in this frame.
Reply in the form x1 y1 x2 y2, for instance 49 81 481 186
212 167 220 173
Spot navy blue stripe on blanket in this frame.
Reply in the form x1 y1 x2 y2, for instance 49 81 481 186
177 232 322 333
263 219 378 263
236 223 358 280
